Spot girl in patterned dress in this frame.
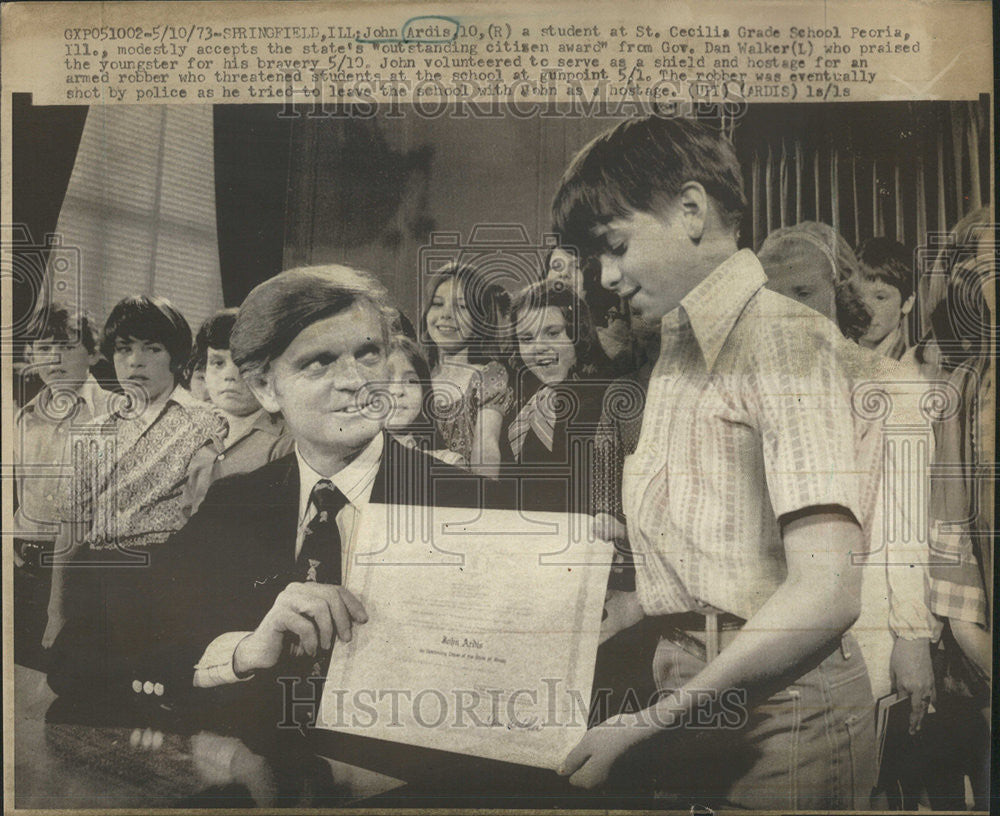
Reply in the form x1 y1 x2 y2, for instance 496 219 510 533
420 264 513 477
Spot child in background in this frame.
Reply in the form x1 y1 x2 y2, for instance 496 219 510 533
507 279 611 513
14 305 115 560
758 220 872 341
383 335 464 466
183 308 293 515
183 345 211 402
922 205 994 810
856 237 915 360
420 264 513 476
44 296 226 652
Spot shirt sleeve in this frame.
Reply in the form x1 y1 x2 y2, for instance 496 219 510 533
193 631 256 687
749 325 861 523
55 426 102 526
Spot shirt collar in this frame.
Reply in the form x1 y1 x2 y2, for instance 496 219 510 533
295 432 385 523
20 373 105 419
676 249 767 371
169 385 205 409
76 374 106 414
872 326 906 359
251 409 285 436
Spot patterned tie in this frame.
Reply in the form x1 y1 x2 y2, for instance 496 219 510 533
297 479 349 585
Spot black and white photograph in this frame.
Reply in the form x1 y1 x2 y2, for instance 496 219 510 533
2 1 995 812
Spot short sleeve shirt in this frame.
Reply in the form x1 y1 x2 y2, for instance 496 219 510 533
623 250 864 621
13 376 115 536
59 388 228 550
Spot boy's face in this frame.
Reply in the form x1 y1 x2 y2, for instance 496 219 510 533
188 369 209 402
249 302 388 466
856 271 908 345
29 336 97 387
113 336 176 404
593 208 701 322
205 347 260 417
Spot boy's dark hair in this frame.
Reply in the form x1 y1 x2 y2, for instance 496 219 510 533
552 116 747 257
231 264 396 376
28 303 99 353
420 264 511 368
184 308 239 385
509 278 611 385
100 296 192 376
857 236 914 300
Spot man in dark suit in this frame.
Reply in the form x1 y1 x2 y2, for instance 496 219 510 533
48 264 495 718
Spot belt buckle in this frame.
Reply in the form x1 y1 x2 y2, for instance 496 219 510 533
660 624 708 663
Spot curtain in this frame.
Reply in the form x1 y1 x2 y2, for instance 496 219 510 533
734 98 991 340
50 105 224 333
11 94 88 339
213 105 293 307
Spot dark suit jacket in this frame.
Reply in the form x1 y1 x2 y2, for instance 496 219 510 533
48 434 504 711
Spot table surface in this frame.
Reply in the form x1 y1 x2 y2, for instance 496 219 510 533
14 662 684 810
13 664 408 810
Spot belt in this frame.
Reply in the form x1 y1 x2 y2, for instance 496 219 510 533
650 609 746 663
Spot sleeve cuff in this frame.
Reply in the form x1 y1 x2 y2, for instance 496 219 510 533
193 631 255 688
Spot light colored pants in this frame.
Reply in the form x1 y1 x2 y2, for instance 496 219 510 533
650 632 876 810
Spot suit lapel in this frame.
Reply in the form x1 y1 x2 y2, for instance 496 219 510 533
256 453 300 572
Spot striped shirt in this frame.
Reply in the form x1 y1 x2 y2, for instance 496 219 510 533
623 250 867 621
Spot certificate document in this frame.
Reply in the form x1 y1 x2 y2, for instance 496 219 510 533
318 504 613 769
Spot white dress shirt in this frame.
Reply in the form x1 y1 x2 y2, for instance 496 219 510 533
193 433 384 687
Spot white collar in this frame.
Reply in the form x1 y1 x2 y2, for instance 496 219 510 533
76 374 107 413
295 432 384 524
22 373 106 419
677 249 768 372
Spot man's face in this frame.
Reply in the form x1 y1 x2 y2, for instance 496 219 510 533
593 208 700 321
251 303 388 464
205 347 260 417
29 336 96 387
760 242 837 320
856 272 906 346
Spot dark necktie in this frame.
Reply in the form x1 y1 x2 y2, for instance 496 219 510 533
297 480 349 585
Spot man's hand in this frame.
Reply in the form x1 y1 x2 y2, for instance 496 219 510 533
890 637 935 734
233 583 367 677
558 714 646 789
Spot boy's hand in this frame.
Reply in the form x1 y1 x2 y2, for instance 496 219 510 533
889 637 935 734
558 714 645 789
